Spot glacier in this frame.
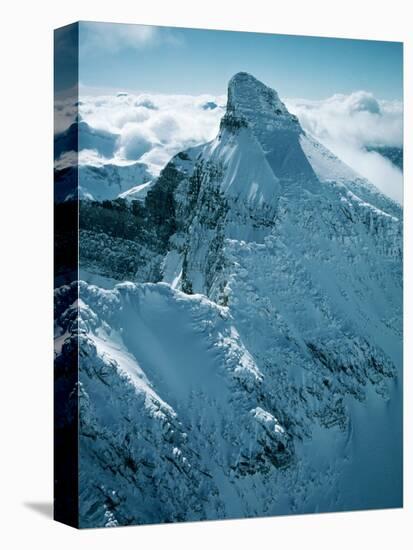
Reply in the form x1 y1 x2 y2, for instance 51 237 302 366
54 72 402 527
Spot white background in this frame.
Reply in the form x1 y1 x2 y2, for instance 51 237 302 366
1 0 411 548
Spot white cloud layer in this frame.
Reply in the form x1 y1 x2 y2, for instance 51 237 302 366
285 92 403 203
77 92 226 174
285 92 402 148
55 89 402 203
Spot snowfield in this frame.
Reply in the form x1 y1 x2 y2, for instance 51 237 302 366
55 72 402 527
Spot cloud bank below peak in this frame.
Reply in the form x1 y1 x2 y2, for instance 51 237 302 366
285 92 403 203
73 91 226 174
55 88 402 203
285 91 402 149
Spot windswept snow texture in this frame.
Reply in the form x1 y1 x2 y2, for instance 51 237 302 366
55 72 402 528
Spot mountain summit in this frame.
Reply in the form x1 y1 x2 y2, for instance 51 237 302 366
219 72 312 185
218 73 400 211
225 72 300 132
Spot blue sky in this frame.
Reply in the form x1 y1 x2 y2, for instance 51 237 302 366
71 21 403 100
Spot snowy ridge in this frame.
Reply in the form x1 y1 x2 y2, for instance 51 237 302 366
300 133 401 217
55 281 294 526
225 72 299 133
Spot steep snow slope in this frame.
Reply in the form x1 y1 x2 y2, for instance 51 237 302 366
56 281 293 527
55 72 402 526
119 180 154 201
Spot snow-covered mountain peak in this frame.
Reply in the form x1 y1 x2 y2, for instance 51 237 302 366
228 72 287 114
218 73 315 185
224 72 301 134
66 72 402 526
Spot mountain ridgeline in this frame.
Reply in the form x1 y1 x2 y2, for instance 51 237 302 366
55 72 403 527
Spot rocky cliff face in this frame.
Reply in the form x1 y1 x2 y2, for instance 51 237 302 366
55 73 403 527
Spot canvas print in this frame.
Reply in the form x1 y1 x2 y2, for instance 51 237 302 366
54 22 403 528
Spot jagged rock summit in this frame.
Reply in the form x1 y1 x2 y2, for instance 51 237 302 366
217 72 314 192
225 71 300 132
